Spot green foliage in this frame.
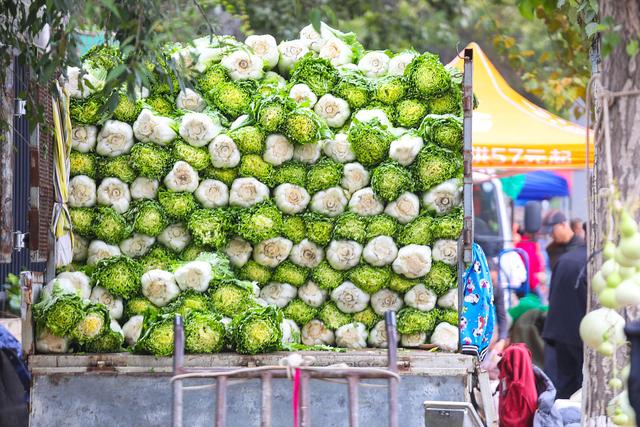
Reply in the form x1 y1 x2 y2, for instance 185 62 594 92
405 53 451 99
180 243 212 261
306 158 343 194
130 200 167 237
184 311 226 353
412 145 462 191
348 119 393 167
394 98 428 128
70 151 97 178
131 143 173 179
366 214 399 239
333 212 367 243
273 161 307 187
282 215 307 244
319 301 352 330
431 207 463 240
397 215 433 246
209 81 252 119
311 261 344 290
272 261 308 287
85 324 125 352
239 154 274 185
34 293 84 337
374 76 407 105
397 307 437 335
229 125 266 155
94 207 132 244
93 255 142 299
187 208 232 249
70 207 95 237
158 188 197 220
290 53 339 97
429 87 462 116
82 45 122 70
348 264 391 294
238 260 273 286
419 114 463 152
173 140 211 171
237 201 284 244
304 213 334 246
135 314 175 356
425 261 457 296
284 298 317 325
352 306 381 329
99 155 137 183
370 161 413 202
231 305 283 355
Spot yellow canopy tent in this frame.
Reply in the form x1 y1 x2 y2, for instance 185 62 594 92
448 43 594 170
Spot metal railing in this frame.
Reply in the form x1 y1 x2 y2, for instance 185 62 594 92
170 311 400 427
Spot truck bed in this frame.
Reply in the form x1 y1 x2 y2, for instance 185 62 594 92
29 351 477 427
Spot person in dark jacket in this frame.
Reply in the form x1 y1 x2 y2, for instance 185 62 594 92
543 210 584 271
541 242 587 399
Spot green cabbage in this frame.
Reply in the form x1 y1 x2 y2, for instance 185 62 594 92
347 119 393 167
99 155 137 183
306 158 343 194
237 201 283 244
333 212 367 243
231 305 283 355
131 142 173 179
370 161 413 202
93 255 142 299
290 54 339 97
184 311 226 353
94 207 132 244
187 208 232 249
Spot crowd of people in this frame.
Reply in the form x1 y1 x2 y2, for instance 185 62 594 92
484 210 588 403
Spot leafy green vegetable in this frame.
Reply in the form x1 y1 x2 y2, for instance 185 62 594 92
70 95 106 125
99 155 137 183
71 303 109 345
397 307 438 335
70 151 97 178
210 282 255 317
202 166 238 187
237 201 283 244
374 75 406 105
333 212 367 243
164 290 211 317
135 313 175 356
284 108 327 145
284 299 317 325
34 292 84 337
273 161 307 187
231 305 283 355
312 261 344 290
431 207 463 240
158 188 197 220
125 296 159 319
397 215 433 246
347 119 393 167
348 264 391 294
187 208 232 249
412 144 462 191
112 93 142 123
130 200 167 236
353 306 381 329
139 245 178 272
131 142 173 179
306 158 343 194
272 261 308 287
333 71 371 109
238 260 272 286
93 255 142 299
209 81 252 118
405 53 452 99
197 63 229 93
394 98 428 128
318 301 352 330
366 214 399 239
70 207 95 237
388 273 418 293
304 213 334 246
438 308 458 327
94 207 132 244
419 114 463 152
282 215 307 244
239 154 274 185
184 311 226 353
370 161 413 202
229 125 265 155
290 54 339 97
425 261 457 296
173 140 211 171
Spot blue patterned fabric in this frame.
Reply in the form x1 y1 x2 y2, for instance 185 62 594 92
460 243 496 361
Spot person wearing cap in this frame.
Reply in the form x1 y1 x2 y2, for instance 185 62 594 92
541 222 587 399
542 210 584 270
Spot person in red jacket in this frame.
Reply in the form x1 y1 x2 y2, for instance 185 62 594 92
514 225 547 296
498 343 538 427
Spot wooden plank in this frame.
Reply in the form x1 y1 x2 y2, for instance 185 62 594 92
0 58 15 263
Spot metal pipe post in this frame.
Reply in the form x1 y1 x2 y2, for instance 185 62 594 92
260 372 272 427
300 371 312 427
216 376 227 427
172 315 185 427
384 311 399 427
347 376 359 427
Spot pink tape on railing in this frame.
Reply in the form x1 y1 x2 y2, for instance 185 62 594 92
293 368 301 427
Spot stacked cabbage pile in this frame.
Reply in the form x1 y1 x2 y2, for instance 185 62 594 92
35 23 464 355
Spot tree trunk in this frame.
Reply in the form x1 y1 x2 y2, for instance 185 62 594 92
0 58 14 263
584 2 640 425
